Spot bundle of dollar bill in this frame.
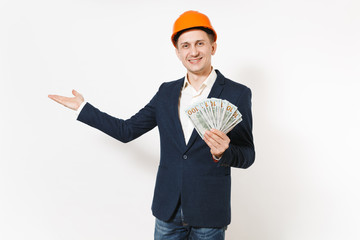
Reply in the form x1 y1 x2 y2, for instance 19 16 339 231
185 98 242 139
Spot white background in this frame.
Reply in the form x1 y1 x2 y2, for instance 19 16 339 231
1 0 359 239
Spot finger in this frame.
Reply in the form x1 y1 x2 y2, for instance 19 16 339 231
72 89 79 97
48 95 68 105
48 94 57 99
205 140 221 156
203 132 213 146
204 131 221 148
48 94 62 103
204 132 213 145
210 129 227 138
209 131 224 144
203 136 218 153
205 130 230 154
205 130 222 146
203 135 212 148
211 129 230 145
72 90 84 103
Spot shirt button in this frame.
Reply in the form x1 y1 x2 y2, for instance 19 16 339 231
183 155 188 160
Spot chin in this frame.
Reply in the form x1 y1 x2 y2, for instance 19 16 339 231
187 65 204 74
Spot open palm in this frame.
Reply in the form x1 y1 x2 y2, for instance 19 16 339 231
48 89 84 111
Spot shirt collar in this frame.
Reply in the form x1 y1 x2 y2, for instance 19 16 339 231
182 67 217 91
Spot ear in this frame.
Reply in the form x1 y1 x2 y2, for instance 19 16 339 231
211 42 217 56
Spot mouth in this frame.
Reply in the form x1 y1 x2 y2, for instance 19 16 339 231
188 57 202 64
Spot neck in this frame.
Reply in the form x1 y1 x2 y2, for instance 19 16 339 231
187 67 212 91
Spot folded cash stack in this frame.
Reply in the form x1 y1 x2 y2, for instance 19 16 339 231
184 98 242 139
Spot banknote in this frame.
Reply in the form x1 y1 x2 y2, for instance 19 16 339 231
185 105 210 138
184 98 243 138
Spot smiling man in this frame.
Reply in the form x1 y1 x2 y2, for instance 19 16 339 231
175 29 216 89
49 10 255 240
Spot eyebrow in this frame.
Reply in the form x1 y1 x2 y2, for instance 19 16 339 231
179 39 206 46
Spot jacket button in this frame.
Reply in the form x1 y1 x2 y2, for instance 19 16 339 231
183 155 188 160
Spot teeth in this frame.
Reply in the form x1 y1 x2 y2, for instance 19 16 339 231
189 58 201 63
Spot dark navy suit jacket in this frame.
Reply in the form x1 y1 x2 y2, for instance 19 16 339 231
77 70 255 228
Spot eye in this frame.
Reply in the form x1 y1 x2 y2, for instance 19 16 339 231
182 44 189 49
197 42 205 46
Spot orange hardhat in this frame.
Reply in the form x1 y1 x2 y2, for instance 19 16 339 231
171 10 217 47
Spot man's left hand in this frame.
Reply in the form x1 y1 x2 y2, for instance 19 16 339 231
204 129 230 159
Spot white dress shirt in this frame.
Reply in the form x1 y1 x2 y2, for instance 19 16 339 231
178 68 217 144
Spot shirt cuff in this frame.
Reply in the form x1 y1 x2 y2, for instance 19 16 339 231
76 101 87 117
212 154 222 162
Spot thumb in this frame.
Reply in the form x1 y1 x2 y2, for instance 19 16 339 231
72 89 80 97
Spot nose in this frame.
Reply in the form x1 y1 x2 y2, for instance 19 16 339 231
190 45 199 56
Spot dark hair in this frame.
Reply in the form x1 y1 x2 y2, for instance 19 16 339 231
173 27 215 47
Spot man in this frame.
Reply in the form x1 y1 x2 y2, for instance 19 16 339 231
49 10 255 240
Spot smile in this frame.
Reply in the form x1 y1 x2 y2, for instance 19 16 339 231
188 57 202 64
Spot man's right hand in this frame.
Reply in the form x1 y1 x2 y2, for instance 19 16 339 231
48 89 84 111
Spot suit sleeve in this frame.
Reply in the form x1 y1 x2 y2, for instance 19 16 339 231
76 84 163 143
217 87 255 168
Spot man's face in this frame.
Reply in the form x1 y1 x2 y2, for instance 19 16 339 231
175 29 217 76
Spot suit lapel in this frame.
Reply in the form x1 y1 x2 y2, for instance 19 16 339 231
171 78 187 149
185 70 226 151
207 70 225 99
